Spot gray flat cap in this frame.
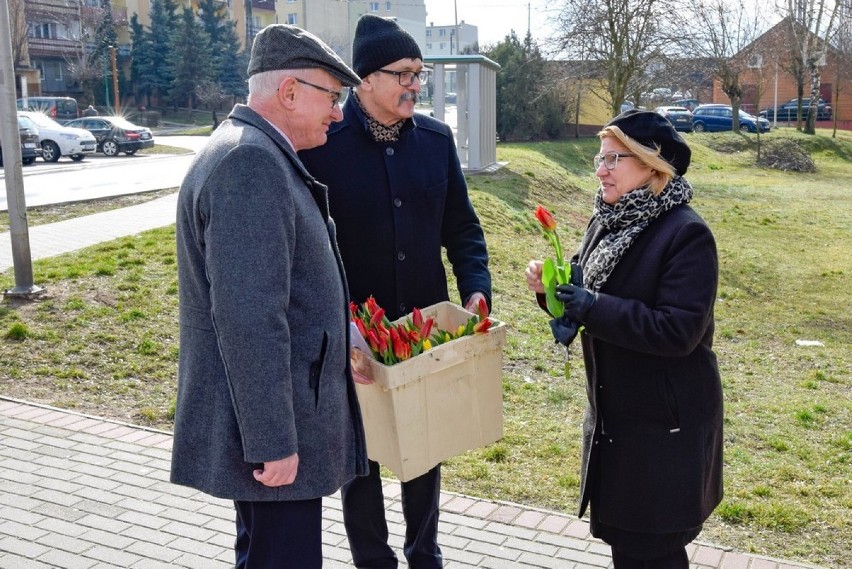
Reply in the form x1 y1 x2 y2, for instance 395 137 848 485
247 24 361 87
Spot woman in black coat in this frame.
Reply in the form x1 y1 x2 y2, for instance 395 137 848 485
526 110 723 568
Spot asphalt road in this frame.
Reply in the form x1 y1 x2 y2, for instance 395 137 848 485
0 135 209 212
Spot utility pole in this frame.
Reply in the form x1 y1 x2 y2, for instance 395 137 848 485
0 0 43 298
110 45 119 114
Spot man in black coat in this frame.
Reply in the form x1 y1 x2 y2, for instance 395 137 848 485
300 14 491 569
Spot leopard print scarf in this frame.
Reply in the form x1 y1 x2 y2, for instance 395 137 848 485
584 176 693 292
352 92 406 142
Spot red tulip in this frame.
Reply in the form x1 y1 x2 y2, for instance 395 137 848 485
365 296 380 316
476 297 489 320
535 205 557 232
366 329 380 353
412 307 423 328
370 307 386 328
420 317 434 339
354 318 368 339
474 318 492 334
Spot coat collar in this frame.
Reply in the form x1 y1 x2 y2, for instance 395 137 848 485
228 104 331 221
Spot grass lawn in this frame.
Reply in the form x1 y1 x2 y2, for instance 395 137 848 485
1 127 849 567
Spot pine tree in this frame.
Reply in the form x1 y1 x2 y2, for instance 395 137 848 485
129 14 156 107
197 0 247 102
167 8 212 109
149 0 179 106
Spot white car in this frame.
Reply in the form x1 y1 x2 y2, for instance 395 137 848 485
17 111 97 162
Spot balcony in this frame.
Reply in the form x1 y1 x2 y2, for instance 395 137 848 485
252 0 275 11
27 36 83 58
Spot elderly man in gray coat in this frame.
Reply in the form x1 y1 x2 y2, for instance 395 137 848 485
171 24 368 568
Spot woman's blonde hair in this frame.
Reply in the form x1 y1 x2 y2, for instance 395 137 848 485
597 125 675 195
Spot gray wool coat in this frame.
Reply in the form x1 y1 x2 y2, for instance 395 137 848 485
171 104 368 501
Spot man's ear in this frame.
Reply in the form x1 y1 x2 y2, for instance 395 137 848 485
357 75 374 93
277 76 299 110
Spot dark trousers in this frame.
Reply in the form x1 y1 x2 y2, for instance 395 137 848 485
234 498 322 569
611 547 689 569
342 460 443 569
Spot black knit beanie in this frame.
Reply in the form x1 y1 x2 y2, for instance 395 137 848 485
352 14 423 78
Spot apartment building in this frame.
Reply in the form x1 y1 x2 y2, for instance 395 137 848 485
425 20 477 56
15 0 428 99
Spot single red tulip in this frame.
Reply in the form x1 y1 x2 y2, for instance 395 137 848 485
535 205 557 232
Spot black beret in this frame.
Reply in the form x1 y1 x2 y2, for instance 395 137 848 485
353 14 423 78
247 24 361 87
606 109 691 176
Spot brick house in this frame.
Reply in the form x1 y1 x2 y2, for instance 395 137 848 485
712 17 852 128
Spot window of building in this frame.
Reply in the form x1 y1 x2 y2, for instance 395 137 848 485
440 42 445 50
369 2 379 11
28 22 59 39
426 43 432 50
386 1 391 10
426 29 432 37
439 28 446 36
287 13 297 24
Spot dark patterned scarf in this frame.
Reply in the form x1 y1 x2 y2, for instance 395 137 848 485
584 176 693 291
352 92 406 142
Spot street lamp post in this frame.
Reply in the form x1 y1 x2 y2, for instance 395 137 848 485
110 45 119 114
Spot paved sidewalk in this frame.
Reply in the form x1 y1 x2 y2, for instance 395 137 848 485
0 399 826 569
0 193 178 274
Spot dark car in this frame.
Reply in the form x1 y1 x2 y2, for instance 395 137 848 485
655 105 693 132
0 115 42 166
64 116 155 156
761 98 832 121
691 104 770 133
16 96 80 124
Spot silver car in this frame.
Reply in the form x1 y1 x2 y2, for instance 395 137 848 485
18 110 98 162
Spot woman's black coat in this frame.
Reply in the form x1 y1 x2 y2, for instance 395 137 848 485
573 204 723 534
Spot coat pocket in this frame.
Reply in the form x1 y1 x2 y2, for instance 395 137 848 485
656 375 681 433
309 332 330 410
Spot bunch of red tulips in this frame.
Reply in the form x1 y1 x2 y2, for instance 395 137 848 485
350 296 492 366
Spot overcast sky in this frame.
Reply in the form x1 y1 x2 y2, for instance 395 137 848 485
423 0 558 47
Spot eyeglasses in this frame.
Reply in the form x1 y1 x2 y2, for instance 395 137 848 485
293 78 344 108
594 152 635 170
375 69 430 86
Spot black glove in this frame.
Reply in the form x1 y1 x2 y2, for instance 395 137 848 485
549 314 581 347
555 283 597 322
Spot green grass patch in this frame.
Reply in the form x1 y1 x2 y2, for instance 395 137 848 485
1 128 849 567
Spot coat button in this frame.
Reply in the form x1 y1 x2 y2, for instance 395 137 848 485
386 147 395 156
394 198 402 207
397 251 406 261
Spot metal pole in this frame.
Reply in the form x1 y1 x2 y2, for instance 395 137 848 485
110 45 119 114
0 0 44 297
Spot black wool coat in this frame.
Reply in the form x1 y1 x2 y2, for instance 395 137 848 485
300 97 491 319
571 204 724 534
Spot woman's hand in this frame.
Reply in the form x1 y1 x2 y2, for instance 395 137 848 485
525 260 545 294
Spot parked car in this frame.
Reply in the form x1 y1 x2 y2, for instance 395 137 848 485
64 116 155 156
691 104 770 133
654 106 693 132
16 96 79 124
0 115 42 166
18 111 97 162
672 98 699 112
760 98 832 121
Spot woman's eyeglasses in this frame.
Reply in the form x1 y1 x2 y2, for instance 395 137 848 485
594 152 635 170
